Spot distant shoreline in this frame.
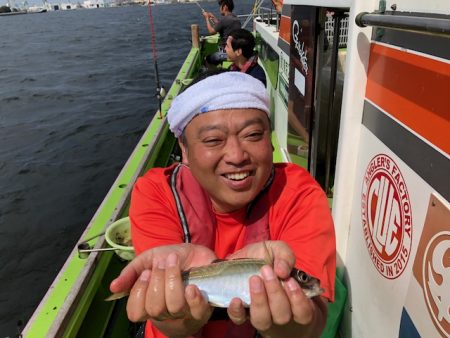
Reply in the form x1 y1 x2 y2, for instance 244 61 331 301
0 10 27 15
0 9 48 16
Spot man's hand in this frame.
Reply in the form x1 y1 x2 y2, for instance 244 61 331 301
110 244 217 336
203 10 218 32
226 241 327 337
208 12 217 21
202 11 215 20
271 0 283 13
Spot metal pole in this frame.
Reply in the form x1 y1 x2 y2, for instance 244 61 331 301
325 13 342 196
355 12 450 37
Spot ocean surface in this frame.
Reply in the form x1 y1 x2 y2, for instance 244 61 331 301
0 2 254 336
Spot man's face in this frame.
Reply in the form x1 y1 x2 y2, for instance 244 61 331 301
225 36 237 62
180 108 273 213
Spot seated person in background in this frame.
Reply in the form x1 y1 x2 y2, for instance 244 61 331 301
203 0 241 65
226 28 267 86
110 72 336 338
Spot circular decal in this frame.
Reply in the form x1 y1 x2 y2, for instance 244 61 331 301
423 231 450 337
361 154 412 279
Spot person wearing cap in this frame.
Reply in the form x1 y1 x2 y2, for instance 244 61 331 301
226 29 267 86
110 72 336 338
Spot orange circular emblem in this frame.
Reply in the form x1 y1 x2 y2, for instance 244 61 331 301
361 154 412 279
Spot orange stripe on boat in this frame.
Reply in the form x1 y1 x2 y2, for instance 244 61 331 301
366 43 450 154
279 15 291 45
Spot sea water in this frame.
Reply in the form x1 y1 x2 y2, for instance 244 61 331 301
0 2 254 335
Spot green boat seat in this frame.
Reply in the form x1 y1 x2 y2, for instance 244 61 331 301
321 271 348 338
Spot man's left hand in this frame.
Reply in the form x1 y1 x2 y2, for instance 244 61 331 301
226 241 327 337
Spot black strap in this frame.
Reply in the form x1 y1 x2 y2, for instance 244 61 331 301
245 166 275 217
170 164 191 243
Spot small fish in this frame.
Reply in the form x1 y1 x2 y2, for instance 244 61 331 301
106 258 324 306
181 258 323 307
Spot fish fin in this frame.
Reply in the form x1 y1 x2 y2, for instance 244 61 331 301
262 241 274 266
209 301 226 308
226 258 258 262
104 291 130 301
184 259 265 279
210 258 226 263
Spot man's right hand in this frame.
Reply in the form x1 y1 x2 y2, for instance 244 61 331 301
110 244 217 336
203 11 217 21
271 0 283 13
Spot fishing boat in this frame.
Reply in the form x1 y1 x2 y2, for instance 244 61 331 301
22 0 449 337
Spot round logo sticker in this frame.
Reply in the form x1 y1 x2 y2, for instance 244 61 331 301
423 231 450 336
361 154 412 279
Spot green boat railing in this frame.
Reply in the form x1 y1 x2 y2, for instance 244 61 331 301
23 24 205 338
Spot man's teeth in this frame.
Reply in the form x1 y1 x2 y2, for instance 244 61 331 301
225 172 250 180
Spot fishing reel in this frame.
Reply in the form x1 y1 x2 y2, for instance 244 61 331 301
156 86 166 100
155 86 166 119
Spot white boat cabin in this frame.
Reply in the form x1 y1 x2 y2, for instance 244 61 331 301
253 0 449 336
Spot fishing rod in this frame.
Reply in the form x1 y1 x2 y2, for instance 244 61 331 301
195 1 216 26
242 0 265 29
194 1 205 13
148 2 165 119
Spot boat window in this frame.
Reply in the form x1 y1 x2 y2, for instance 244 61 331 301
312 9 348 197
256 34 279 89
287 7 348 197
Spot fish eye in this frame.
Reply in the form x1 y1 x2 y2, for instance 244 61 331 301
297 271 310 283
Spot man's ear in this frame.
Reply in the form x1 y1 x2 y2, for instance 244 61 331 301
178 138 189 165
235 48 243 57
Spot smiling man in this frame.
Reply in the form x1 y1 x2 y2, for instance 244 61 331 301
110 72 336 338
226 29 267 86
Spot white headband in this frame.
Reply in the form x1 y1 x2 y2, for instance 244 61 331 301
167 72 270 137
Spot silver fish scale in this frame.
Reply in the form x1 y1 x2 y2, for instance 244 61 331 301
183 260 263 307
